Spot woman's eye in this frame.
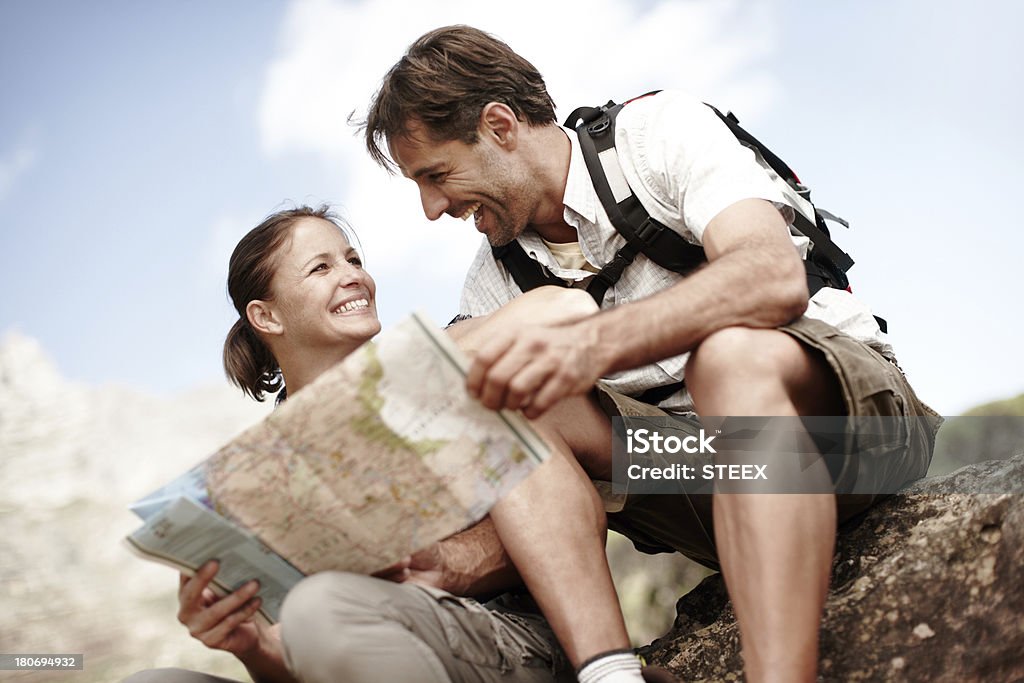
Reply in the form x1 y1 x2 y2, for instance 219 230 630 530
310 262 329 274
347 257 363 267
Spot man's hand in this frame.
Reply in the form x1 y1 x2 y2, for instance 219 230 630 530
466 320 606 418
374 517 522 598
373 544 451 591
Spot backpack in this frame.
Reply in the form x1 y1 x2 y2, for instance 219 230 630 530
490 91 880 333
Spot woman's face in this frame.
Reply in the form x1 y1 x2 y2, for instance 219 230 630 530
263 217 381 355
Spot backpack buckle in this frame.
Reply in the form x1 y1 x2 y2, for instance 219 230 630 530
587 116 611 136
635 218 662 245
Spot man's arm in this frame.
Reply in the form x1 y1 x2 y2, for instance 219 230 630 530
588 198 808 373
379 516 522 598
467 198 809 416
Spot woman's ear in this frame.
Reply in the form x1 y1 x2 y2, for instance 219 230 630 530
480 102 519 150
247 300 283 336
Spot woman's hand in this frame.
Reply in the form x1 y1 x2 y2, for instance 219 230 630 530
176 561 295 683
177 560 264 656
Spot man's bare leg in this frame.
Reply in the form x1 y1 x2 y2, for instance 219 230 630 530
685 326 843 683
447 318 639 677
489 426 630 668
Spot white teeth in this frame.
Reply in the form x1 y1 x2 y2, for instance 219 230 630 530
459 202 481 221
333 298 369 314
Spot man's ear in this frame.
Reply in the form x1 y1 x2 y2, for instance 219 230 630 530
247 300 283 336
480 102 519 150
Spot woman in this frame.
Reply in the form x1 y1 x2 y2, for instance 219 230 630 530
125 206 667 683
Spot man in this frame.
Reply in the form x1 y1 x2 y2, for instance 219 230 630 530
362 25 940 682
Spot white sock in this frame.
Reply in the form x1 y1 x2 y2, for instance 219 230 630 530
577 651 644 683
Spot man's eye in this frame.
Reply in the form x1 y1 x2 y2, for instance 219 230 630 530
429 172 448 184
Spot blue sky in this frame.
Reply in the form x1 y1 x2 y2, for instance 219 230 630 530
2 0 1021 415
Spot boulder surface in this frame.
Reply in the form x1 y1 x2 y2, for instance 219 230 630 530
641 455 1024 682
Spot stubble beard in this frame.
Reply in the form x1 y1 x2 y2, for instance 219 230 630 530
485 208 521 247
480 156 535 248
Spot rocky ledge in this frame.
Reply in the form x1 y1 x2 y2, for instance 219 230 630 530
642 455 1024 682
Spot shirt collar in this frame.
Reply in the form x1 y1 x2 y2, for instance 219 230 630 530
559 126 598 225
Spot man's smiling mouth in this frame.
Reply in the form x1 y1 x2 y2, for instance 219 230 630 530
459 202 481 221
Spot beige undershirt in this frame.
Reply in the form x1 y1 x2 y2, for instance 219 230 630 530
540 238 600 274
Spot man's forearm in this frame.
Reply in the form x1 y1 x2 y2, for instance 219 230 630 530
570 198 808 376
584 238 807 377
437 515 523 597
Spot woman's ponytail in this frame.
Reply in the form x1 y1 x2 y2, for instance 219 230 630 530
222 317 282 401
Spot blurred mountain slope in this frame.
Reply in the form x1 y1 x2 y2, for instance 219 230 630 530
0 331 270 682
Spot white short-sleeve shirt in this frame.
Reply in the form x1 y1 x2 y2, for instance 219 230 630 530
459 90 891 412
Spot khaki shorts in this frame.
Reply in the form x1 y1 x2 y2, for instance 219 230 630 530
124 575 572 683
594 316 942 571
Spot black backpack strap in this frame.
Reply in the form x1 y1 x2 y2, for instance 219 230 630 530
584 241 640 304
565 98 708 278
491 242 569 293
513 95 850 303
492 238 641 307
704 105 802 194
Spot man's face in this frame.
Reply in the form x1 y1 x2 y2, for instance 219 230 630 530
389 119 537 247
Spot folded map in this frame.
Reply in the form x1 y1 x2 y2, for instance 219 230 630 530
126 312 550 622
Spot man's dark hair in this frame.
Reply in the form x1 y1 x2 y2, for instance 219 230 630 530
361 25 556 171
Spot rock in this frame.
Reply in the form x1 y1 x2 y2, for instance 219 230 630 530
641 455 1024 681
0 332 271 682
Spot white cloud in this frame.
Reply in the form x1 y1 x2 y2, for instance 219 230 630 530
0 143 38 202
256 0 782 324
197 211 271 299
259 0 779 157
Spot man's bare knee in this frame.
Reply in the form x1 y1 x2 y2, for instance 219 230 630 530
687 326 831 409
688 327 799 381
533 392 612 477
